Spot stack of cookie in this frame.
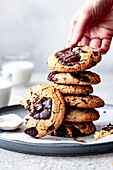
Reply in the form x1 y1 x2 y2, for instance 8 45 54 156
47 46 104 138
21 45 104 139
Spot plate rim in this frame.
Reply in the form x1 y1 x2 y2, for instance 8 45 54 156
0 104 113 155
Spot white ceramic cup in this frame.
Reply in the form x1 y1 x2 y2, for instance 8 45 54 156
0 71 12 107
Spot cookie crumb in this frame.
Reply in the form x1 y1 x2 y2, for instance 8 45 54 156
74 138 86 143
55 139 61 141
103 111 106 113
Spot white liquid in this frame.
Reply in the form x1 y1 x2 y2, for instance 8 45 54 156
0 79 12 107
2 61 34 84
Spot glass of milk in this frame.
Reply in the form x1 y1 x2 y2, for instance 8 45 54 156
0 71 12 107
2 54 34 85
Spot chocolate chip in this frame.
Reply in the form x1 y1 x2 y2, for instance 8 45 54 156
80 50 87 53
27 100 31 105
24 127 38 137
79 76 90 82
31 97 52 120
48 124 54 131
55 125 68 137
102 123 113 131
70 72 90 82
86 91 90 95
26 100 31 110
71 125 83 137
41 97 46 102
90 55 93 59
82 99 87 104
26 105 30 110
93 51 98 56
81 124 87 129
47 71 58 81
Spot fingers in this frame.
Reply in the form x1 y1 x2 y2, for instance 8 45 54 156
67 14 79 44
98 38 112 54
80 36 91 46
90 38 102 48
80 37 111 55
68 13 90 46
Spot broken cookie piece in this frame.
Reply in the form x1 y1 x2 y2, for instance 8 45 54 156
94 123 113 141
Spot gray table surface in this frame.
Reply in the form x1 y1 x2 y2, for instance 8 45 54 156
0 72 113 170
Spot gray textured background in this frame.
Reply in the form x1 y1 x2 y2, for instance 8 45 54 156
0 0 113 73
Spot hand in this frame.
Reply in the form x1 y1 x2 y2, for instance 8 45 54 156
67 0 113 54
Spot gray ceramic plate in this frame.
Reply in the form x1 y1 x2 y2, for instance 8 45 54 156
0 104 113 156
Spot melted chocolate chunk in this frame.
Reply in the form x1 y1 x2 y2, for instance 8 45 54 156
102 123 113 131
27 100 31 105
70 72 91 82
24 127 38 137
51 125 68 137
26 105 30 110
82 99 87 104
81 124 87 129
31 97 52 120
26 100 31 111
80 50 87 53
55 46 86 66
47 71 58 81
93 50 98 56
71 125 83 137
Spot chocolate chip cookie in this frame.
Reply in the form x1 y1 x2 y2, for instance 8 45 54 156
65 106 99 122
64 95 105 108
21 84 66 138
47 71 100 85
51 121 96 138
47 46 101 72
51 83 93 95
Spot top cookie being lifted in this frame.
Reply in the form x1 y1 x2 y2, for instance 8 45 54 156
47 46 101 72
